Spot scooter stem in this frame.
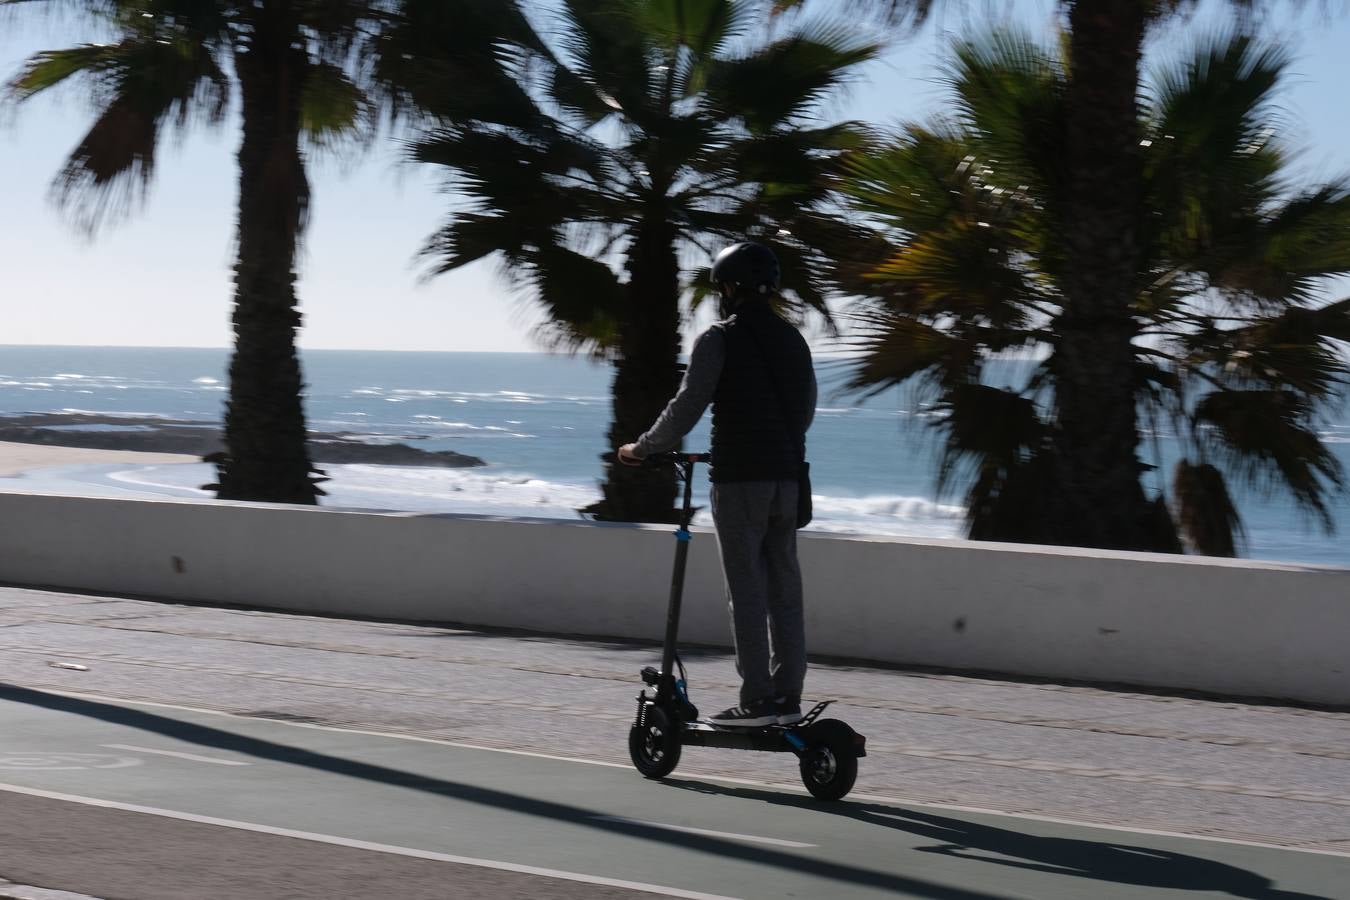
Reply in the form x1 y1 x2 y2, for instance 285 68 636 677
657 457 698 700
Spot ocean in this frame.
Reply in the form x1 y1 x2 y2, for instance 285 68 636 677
1 345 1346 567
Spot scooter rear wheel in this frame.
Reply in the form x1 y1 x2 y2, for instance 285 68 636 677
629 703 681 779
798 719 858 801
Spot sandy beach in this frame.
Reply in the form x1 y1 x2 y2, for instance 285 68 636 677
0 441 197 478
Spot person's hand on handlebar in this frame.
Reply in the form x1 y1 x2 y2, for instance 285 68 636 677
617 443 644 466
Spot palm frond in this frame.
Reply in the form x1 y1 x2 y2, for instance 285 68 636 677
1205 184 1350 308
638 0 750 58
527 243 627 355
704 24 880 133
372 0 538 129
1172 459 1245 556
559 0 659 124
1194 388 1343 529
6 44 111 99
1212 298 1350 398
932 381 1050 534
301 59 373 150
1146 35 1292 288
768 0 934 31
842 126 966 234
17 33 229 230
845 313 971 395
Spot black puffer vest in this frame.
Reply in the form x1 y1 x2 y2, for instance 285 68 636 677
709 302 813 484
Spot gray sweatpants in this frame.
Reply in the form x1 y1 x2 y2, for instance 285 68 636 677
710 480 807 706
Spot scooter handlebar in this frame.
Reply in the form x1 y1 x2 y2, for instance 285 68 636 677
643 451 711 465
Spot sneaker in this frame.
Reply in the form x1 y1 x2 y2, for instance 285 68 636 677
708 698 778 728
775 696 803 725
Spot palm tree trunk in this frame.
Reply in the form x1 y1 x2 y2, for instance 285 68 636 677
1051 0 1164 550
217 1 318 504
590 215 683 523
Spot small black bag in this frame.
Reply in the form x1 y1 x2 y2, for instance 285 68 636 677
796 461 813 529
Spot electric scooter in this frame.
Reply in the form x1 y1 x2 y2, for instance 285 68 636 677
627 451 866 801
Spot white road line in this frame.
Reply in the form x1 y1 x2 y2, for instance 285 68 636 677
0 782 738 900
16 686 1350 861
0 879 104 900
101 744 251 767
591 815 816 848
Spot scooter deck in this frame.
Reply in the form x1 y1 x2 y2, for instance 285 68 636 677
675 700 837 753
680 720 801 753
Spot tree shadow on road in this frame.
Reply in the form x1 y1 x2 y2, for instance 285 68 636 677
0 684 995 900
665 779 1335 900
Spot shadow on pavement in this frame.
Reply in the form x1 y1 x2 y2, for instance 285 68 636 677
665 779 1334 900
0 684 995 900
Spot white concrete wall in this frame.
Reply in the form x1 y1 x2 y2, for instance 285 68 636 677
1 492 1347 705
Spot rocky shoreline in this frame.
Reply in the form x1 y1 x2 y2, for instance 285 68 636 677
0 413 486 469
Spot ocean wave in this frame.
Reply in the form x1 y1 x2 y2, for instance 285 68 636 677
56 409 190 420
96 461 966 537
344 388 602 406
49 374 134 382
431 422 535 438
812 493 965 522
40 424 158 433
317 419 536 438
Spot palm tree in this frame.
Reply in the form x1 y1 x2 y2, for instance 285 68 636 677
409 0 878 522
777 0 1311 552
4 0 385 502
4 0 522 503
838 32 1350 556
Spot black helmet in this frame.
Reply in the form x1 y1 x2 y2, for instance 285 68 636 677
711 241 781 294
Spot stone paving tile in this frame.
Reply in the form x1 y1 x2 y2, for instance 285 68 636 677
2 587 1349 852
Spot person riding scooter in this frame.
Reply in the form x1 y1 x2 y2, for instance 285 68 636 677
619 241 816 728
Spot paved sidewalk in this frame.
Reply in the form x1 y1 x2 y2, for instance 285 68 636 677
1 585 1348 855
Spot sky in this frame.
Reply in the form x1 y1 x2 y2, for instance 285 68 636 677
1 0 1348 353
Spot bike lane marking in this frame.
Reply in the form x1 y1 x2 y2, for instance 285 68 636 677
100 743 251 767
0 753 140 771
0 781 738 900
590 815 817 848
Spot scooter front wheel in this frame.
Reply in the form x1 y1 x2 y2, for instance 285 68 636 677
629 703 682 779
798 719 859 801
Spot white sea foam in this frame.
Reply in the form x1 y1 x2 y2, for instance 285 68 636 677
87 461 966 537
40 424 158 433
193 377 221 385
348 388 599 406
56 409 183 420
432 422 534 437
49 373 129 382
813 493 965 522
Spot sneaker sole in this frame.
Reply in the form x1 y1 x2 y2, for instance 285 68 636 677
708 715 777 728
777 713 804 725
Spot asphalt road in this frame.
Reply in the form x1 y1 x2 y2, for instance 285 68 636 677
1 686 1347 900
